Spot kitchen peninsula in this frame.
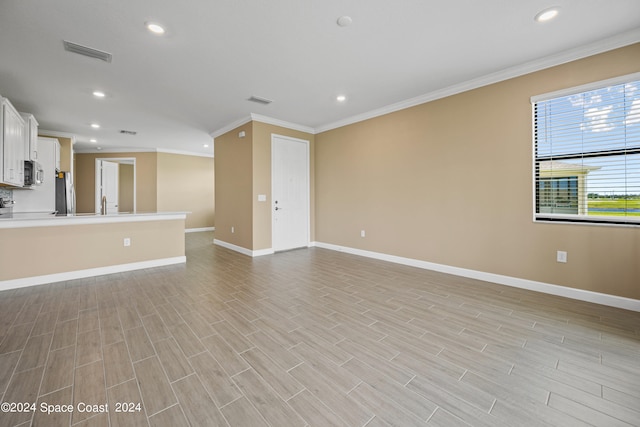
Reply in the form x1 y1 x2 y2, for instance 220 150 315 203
0 212 187 291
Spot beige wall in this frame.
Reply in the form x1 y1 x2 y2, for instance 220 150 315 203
76 152 213 229
0 219 185 281
157 152 214 229
315 43 640 300
119 163 134 213
75 152 158 214
215 123 254 249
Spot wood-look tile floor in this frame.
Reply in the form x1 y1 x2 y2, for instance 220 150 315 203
1 231 639 426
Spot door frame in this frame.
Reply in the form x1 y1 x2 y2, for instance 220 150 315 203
95 158 137 213
271 134 310 251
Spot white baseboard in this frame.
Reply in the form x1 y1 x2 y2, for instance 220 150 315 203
313 242 640 313
213 239 274 257
185 227 215 233
0 256 186 292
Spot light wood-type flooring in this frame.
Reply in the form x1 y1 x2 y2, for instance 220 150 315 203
1 231 639 426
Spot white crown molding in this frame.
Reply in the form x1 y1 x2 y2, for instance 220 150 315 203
74 147 213 158
211 114 316 141
315 28 640 134
74 147 157 154
38 129 77 144
157 148 214 158
210 116 252 139
314 242 640 312
211 30 640 138
250 113 316 135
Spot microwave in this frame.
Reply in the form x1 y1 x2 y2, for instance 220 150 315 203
24 160 44 187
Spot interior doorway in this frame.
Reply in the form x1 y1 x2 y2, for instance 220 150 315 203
271 134 310 252
95 158 136 214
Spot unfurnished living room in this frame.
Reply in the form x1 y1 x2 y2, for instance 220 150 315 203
1 1 639 426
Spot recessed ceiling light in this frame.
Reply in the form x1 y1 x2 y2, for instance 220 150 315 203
336 95 347 102
146 22 166 35
91 123 100 129
90 139 97 143
203 144 209 148
535 7 560 22
92 90 106 98
97 147 102 150
337 16 352 27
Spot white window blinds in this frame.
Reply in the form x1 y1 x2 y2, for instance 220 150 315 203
532 74 640 225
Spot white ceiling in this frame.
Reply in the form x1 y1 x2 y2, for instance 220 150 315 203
1 0 639 157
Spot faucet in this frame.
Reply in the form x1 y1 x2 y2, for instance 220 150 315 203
101 195 107 215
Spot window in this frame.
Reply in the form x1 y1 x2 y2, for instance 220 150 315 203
532 73 640 225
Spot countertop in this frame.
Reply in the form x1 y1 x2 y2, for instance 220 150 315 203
0 211 188 228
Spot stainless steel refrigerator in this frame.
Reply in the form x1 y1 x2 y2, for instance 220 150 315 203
55 171 75 215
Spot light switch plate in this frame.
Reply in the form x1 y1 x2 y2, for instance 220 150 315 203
557 250 567 263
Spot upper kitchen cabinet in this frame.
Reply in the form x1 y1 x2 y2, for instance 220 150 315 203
20 112 39 161
1 96 25 186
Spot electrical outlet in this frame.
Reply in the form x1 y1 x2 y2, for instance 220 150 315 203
360 230 366 238
557 250 567 263
124 237 131 247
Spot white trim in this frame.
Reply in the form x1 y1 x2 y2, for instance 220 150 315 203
0 256 186 292
531 71 640 103
316 29 640 134
185 227 215 233
0 212 187 229
213 239 274 257
314 242 640 312
251 114 315 134
253 248 276 257
210 116 252 139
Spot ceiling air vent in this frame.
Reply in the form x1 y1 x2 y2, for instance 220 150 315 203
119 130 137 135
247 95 273 105
63 40 112 63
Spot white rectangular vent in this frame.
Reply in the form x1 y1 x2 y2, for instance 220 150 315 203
63 40 112 63
247 96 273 105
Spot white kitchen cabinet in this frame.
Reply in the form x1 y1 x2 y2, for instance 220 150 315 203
13 138 57 212
20 112 39 161
1 96 26 186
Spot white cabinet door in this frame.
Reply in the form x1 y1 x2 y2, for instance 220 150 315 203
20 113 39 161
96 160 119 214
2 99 25 186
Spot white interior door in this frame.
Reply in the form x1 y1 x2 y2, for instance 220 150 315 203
272 135 309 252
96 160 119 214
